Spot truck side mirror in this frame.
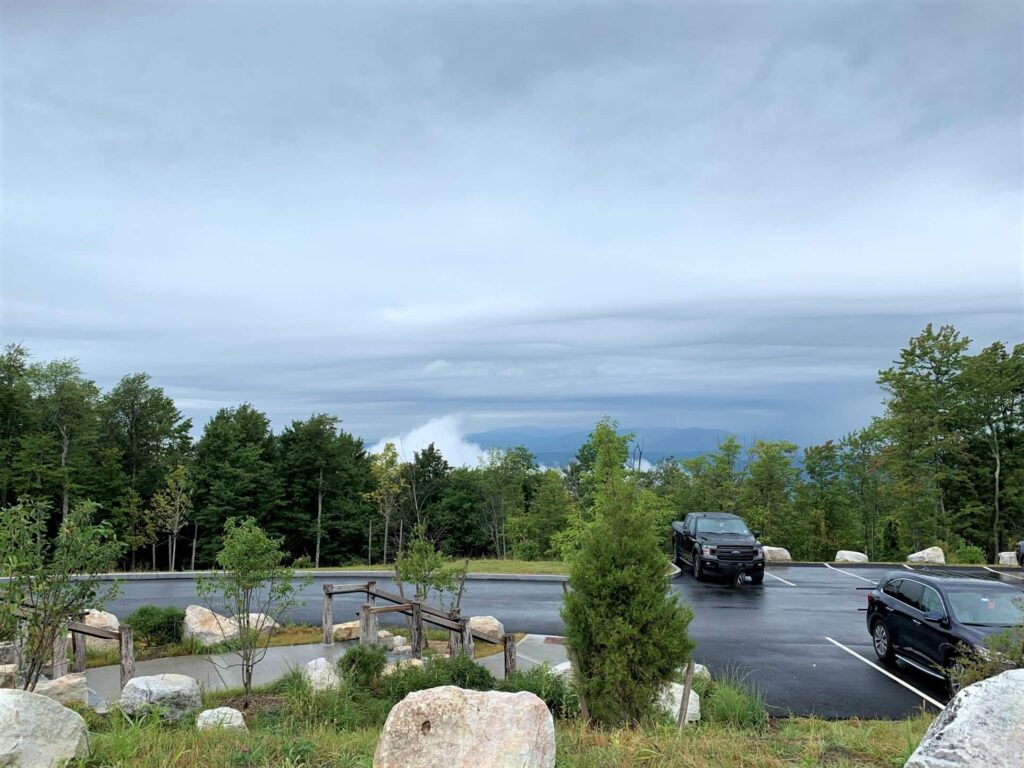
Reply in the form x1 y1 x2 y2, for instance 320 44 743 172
752 530 762 539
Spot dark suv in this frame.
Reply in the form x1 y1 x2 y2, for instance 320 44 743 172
672 512 766 585
867 571 1023 688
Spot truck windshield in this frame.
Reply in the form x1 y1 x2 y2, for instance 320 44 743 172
947 589 1024 627
696 518 750 535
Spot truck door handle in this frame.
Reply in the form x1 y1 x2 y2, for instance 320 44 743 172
912 619 921 625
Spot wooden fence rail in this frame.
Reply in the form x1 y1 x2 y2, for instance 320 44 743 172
321 582 516 677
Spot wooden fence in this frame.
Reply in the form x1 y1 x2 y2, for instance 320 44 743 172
321 582 516 677
6 602 135 691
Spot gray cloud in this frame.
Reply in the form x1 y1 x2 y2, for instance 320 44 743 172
2 1 1021 447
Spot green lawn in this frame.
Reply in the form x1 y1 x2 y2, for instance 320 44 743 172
321 558 571 575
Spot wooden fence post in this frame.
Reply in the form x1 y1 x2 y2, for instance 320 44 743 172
71 630 87 673
359 603 379 646
461 618 475 659
676 659 695 728
51 625 69 678
503 634 516 678
410 601 423 659
447 611 463 657
118 625 135 691
367 581 377 608
322 587 334 646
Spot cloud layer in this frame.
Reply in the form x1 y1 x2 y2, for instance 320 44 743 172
2 1 1021 445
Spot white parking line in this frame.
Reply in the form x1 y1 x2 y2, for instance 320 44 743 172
764 572 797 587
825 637 945 710
983 566 1024 581
823 563 875 583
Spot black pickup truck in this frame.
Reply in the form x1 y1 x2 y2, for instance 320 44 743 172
672 512 766 585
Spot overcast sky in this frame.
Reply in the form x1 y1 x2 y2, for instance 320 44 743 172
2 0 1021 454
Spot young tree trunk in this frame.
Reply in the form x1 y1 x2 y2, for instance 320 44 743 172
315 473 323 568
60 432 70 523
167 536 173 572
151 542 157 571
368 521 373 565
992 446 1001 559
383 516 390 565
171 533 178 572
190 522 197 570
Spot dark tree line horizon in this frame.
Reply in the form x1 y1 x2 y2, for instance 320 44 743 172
1 323 1021 569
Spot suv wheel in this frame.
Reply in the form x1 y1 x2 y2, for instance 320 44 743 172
693 552 704 581
871 618 895 663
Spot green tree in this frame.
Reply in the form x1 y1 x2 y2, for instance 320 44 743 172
197 517 308 707
152 464 193 571
739 440 800 547
395 524 465 608
507 468 571 559
26 359 100 523
401 443 451 531
366 442 402 564
478 447 535 558
0 499 122 690
433 466 491 557
561 419 694 726
0 344 32 507
796 441 858 561
192 404 281 566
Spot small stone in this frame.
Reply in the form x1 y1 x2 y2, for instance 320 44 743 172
182 605 239 647
197 706 247 731
34 673 87 706
333 620 360 642
469 615 505 640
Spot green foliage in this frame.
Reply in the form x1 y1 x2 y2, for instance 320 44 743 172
395 525 465 608
950 544 987 564
950 623 1024 690
124 605 186 647
196 517 310 706
562 418 695 726
337 644 387 688
381 654 497 701
702 675 768 728
0 499 123 689
500 664 580 719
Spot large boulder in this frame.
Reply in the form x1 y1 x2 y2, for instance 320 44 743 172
34 673 87 706
907 547 945 565
374 686 555 768
0 688 89 767
197 706 247 731
468 616 505 640
762 546 792 562
302 657 340 692
835 550 869 564
182 605 239 647
997 552 1017 566
657 683 701 724
904 669 1024 767
333 620 360 642
120 673 202 721
82 609 120 651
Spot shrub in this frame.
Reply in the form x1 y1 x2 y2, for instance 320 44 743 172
124 605 186 647
950 623 1024 690
702 670 768 728
338 645 387 688
561 419 695 726
382 654 496 701
951 545 986 565
500 664 579 719
291 555 313 569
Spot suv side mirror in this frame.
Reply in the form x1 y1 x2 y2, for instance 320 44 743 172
923 611 946 624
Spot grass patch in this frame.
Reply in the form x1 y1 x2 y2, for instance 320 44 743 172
323 559 571 575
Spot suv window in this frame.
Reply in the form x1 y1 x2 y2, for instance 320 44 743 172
919 586 944 615
882 578 902 598
897 580 925 611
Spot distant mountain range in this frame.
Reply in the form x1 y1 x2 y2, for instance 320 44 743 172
466 426 741 467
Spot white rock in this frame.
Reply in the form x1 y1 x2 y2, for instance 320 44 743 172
693 663 711 681
197 706 247 731
182 605 239 646
232 613 281 635
333 620 360 642
377 630 402 650
34 673 87 706
0 664 15 688
302 657 340 692
657 682 701 724
550 661 573 679
762 546 792 562
374 686 555 768
907 547 945 564
469 615 505 640
83 609 120 651
996 552 1017 566
905 669 1024 767
382 658 424 676
0 688 89 767
393 644 412 655
120 673 202 721
835 550 869 564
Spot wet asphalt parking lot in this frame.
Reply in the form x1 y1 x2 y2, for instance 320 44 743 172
102 563 1024 719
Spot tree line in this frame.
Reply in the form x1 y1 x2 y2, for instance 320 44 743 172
1 323 1020 568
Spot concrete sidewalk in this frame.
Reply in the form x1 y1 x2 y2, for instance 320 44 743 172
86 634 569 708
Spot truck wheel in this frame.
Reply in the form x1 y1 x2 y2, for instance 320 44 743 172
871 618 896 664
693 552 704 581
749 573 764 585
